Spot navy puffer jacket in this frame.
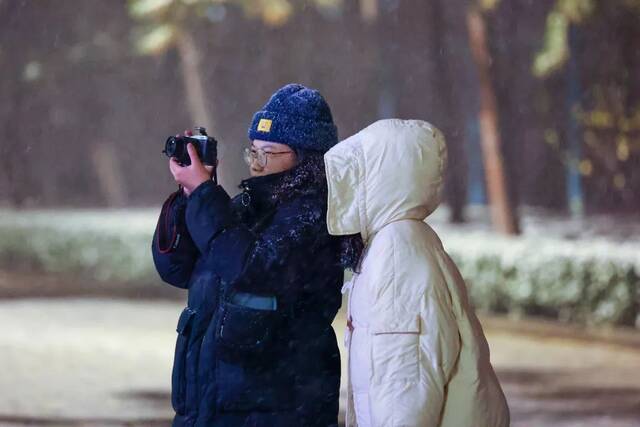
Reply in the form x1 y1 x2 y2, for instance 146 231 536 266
152 166 343 427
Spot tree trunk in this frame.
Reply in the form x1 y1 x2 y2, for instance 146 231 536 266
176 30 213 128
466 8 520 235
90 142 127 207
1 63 30 207
430 0 468 223
176 30 236 188
565 26 584 217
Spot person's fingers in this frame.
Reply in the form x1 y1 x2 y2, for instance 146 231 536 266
169 158 182 178
184 129 193 136
186 143 202 168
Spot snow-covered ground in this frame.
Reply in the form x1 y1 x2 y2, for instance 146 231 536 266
0 298 177 425
1 297 639 427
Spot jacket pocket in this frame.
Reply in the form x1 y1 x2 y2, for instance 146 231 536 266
216 295 280 361
370 314 421 382
171 307 196 414
214 355 297 413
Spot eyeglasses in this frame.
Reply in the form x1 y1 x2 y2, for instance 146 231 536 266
243 147 294 168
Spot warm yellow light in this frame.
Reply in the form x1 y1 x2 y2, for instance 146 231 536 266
579 159 593 176
544 129 559 146
589 110 614 128
617 137 630 161
261 0 293 27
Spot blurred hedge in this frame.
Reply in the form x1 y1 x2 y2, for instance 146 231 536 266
0 209 638 327
440 230 639 327
0 209 157 284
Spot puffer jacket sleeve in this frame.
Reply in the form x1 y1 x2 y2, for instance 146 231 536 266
370 287 461 426
151 189 199 289
185 180 326 295
417 288 461 424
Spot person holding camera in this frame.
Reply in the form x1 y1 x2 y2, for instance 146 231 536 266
152 84 347 426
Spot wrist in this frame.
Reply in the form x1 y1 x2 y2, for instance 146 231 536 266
188 179 216 200
186 177 208 194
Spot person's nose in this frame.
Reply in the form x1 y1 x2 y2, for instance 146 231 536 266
250 157 263 170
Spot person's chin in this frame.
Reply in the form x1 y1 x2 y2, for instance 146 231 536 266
250 168 264 177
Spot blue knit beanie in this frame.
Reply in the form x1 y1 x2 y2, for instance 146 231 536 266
248 83 338 153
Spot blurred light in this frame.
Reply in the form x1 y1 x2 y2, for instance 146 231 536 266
206 4 227 22
616 137 630 161
544 129 559 146
23 61 42 82
480 0 500 11
579 159 593 176
558 0 594 23
261 0 293 27
589 110 614 128
129 0 173 19
360 0 377 22
533 12 569 77
135 24 177 55
533 0 595 78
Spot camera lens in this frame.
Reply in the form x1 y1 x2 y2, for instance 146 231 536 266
164 136 179 157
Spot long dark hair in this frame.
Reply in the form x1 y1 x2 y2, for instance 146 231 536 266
340 233 364 273
272 149 364 271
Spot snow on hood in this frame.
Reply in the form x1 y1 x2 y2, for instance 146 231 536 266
324 119 447 241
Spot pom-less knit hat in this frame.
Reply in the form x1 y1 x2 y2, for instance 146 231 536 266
248 83 338 153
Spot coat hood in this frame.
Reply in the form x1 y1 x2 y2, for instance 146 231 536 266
324 119 447 241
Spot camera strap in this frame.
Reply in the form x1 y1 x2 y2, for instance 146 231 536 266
155 189 183 254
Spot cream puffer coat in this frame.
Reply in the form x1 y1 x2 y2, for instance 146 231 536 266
324 119 510 427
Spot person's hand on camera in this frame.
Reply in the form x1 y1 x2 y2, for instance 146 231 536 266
169 143 217 197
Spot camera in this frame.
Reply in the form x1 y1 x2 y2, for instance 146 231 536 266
163 126 218 166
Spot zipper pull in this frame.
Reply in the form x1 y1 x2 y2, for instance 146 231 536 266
241 191 251 207
341 277 355 295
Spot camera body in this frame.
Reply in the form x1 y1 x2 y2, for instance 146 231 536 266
164 127 218 166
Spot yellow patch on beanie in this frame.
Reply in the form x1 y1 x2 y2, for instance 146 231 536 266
257 119 272 133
